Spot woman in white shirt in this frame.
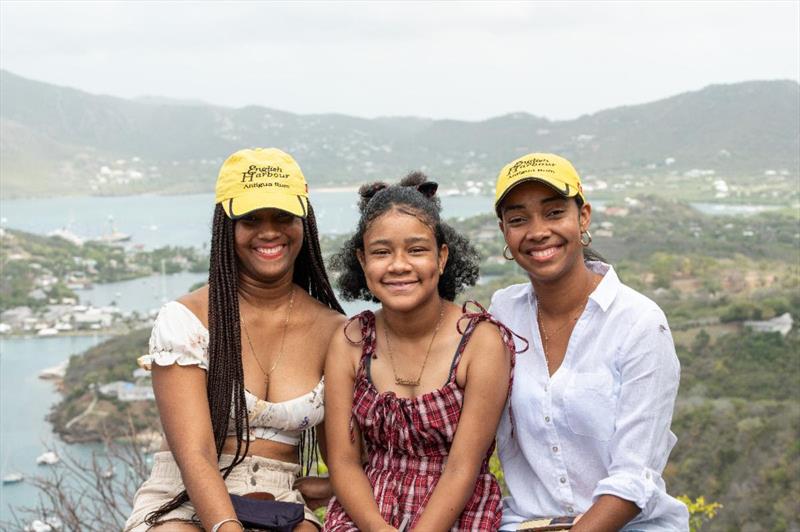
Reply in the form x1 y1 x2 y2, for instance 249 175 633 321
490 153 689 531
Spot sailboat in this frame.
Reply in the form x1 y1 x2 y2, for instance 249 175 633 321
2 472 24 484
2 453 24 484
94 215 131 244
35 451 60 466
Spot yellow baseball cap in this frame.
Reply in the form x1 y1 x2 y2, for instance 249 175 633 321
494 153 585 214
215 148 309 219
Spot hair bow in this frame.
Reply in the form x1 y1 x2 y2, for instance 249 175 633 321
416 181 438 199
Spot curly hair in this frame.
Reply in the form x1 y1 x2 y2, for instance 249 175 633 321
332 171 480 302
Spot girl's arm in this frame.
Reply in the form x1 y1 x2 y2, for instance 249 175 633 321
151 364 242 531
413 322 511 530
324 326 398 532
571 307 682 532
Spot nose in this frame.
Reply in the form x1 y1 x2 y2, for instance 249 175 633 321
525 216 552 242
254 218 281 240
387 252 412 273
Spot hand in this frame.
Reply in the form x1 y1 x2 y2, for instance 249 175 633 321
293 476 333 510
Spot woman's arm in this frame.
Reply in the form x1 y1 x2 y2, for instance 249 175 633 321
570 495 640 532
293 312 346 510
294 422 333 510
324 326 397 532
151 364 242 531
413 323 511 531
571 307 682 532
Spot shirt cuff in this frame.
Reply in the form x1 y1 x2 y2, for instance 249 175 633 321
592 467 660 511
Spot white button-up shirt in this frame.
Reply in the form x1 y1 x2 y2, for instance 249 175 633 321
490 262 689 531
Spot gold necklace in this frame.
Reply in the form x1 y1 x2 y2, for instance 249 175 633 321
240 286 295 399
382 301 445 387
536 275 599 375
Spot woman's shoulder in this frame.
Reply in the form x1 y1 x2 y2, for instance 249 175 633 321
489 282 531 311
609 280 669 330
298 291 347 332
139 287 210 371
175 285 209 329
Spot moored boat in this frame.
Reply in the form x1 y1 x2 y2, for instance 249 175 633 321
2 472 24 484
35 451 60 466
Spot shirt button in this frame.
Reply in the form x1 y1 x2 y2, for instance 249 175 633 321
252 463 260 472
544 384 549 391
567 506 574 513
552 446 559 452
544 416 551 423
560 476 567 484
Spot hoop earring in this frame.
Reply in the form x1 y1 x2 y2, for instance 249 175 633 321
580 230 593 247
503 245 515 261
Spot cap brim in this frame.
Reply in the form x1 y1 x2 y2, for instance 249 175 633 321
495 176 581 213
222 193 308 219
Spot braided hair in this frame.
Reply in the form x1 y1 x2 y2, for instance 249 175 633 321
146 202 343 525
332 171 480 302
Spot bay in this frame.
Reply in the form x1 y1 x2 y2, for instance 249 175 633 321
0 193 780 252
76 271 374 317
0 191 495 250
0 335 107 522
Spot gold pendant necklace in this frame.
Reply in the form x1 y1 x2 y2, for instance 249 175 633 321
536 274 600 375
383 301 445 387
240 286 295 399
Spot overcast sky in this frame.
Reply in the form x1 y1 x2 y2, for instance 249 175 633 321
1 1 798 121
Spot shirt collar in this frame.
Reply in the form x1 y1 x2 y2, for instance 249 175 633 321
522 261 620 311
586 260 620 312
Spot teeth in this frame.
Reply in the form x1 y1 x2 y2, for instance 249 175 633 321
529 246 559 259
255 245 284 256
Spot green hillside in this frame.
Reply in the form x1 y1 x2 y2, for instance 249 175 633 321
2 70 797 199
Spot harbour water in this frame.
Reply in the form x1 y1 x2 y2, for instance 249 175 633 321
0 191 496 249
0 192 779 251
0 335 107 523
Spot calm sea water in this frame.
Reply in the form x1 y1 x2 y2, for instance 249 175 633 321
0 192 779 251
0 191 496 249
0 335 107 522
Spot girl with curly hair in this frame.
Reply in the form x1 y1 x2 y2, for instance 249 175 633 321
323 172 521 531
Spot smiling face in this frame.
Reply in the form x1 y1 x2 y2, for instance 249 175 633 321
234 208 304 283
499 181 591 285
357 207 448 313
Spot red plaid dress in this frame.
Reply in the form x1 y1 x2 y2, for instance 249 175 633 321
324 303 523 532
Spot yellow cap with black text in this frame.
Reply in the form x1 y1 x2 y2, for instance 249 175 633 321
215 148 309 219
494 153 585 215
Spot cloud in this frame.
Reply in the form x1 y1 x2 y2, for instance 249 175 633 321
1 1 797 120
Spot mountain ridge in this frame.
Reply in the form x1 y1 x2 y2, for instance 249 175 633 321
1 70 798 198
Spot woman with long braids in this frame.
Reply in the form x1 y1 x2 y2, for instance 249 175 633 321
323 173 521 531
125 148 344 532
490 153 688 531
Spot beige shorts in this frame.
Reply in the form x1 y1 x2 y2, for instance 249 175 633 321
125 452 321 531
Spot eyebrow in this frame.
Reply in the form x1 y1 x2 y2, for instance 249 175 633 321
367 236 431 246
